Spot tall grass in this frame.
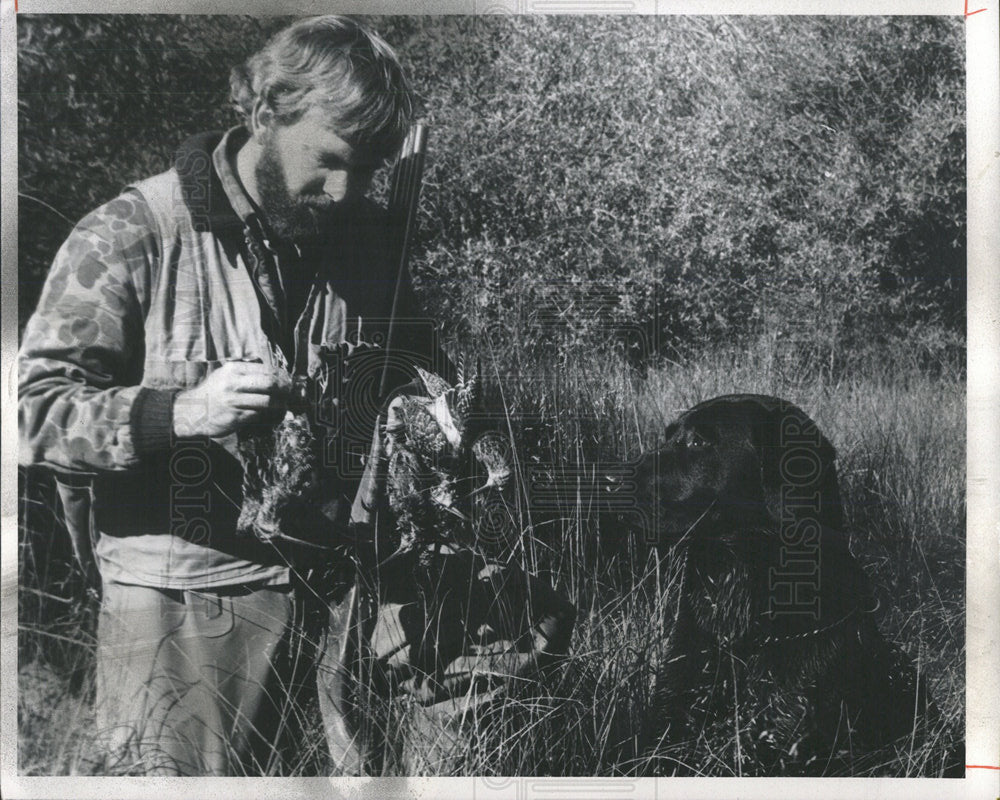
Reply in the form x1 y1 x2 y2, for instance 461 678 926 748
17 340 964 776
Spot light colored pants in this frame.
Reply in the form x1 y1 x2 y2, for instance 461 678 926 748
94 555 575 777
94 580 315 776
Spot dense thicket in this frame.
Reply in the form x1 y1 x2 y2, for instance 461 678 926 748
19 15 965 370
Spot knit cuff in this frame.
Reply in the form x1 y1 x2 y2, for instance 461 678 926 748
130 387 180 455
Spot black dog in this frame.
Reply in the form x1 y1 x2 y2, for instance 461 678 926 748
638 394 945 776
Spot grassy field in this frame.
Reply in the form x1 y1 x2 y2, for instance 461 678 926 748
17 341 965 777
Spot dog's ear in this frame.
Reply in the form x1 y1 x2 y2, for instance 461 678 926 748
749 403 844 530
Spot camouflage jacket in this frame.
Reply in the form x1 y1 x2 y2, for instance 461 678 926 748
18 127 438 588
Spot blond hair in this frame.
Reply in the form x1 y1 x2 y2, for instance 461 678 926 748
230 16 415 161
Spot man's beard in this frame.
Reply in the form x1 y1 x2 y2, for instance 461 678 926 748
255 138 337 243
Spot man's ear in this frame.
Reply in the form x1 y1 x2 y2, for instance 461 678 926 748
249 97 275 144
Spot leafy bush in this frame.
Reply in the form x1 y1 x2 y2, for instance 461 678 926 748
380 16 965 369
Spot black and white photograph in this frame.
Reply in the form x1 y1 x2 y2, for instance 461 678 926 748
2 2 998 796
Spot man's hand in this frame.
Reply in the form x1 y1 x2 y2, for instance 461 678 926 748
173 361 292 439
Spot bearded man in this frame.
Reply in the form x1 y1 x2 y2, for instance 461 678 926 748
18 16 433 776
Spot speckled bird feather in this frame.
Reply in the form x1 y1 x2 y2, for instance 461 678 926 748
236 340 377 543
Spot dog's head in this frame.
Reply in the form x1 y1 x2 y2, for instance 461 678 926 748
639 394 844 547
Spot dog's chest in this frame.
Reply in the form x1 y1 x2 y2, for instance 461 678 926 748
686 552 760 644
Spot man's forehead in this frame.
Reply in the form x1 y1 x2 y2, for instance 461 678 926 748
283 109 350 149
287 107 381 165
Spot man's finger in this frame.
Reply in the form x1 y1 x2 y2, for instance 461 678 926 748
230 392 287 411
224 359 288 379
222 359 267 374
230 371 293 396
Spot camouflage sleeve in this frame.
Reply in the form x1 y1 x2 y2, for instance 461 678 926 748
18 191 161 473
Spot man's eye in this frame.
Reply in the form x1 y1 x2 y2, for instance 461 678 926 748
318 152 351 168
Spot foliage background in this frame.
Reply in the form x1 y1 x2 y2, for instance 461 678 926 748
16 14 965 777
19 15 965 370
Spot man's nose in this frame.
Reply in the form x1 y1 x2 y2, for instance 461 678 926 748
323 172 349 203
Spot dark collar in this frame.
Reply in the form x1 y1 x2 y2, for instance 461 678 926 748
174 129 244 233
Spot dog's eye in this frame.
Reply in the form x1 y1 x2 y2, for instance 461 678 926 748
685 432 710 449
